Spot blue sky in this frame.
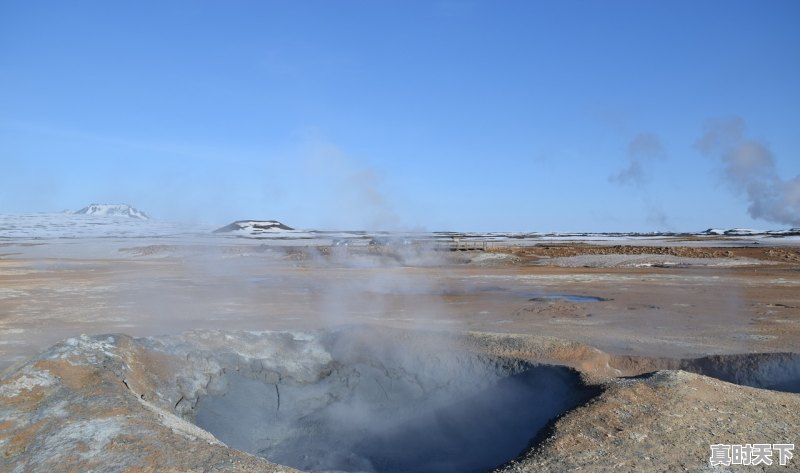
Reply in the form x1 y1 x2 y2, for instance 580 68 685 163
1 0 799 231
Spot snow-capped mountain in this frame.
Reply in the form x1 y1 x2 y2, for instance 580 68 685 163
213 220 295 234
74 204 150 220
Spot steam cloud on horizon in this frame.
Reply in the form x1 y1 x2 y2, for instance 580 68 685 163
694 117 800 227
610 133 666 187
610 132 670 228
303 141 400 230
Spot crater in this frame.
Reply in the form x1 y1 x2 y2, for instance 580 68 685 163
682 352 800 393
613 352 800 394
5 327 798 473
181 330 599 473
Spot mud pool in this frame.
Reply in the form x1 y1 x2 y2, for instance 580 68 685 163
187 332 598 473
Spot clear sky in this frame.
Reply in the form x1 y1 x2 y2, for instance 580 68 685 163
1 0 799 231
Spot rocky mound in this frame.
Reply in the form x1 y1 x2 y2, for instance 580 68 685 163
213 220 295 234
499 370 799 472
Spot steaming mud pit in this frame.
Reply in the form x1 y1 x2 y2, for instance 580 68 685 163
2 326 799 472
1 238 799 471
188 331 595 473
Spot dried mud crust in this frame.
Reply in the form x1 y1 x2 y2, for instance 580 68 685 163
2 247 799 371
0 334 301 473
493 244 800 264
495 371 800 473
118 244 177 257
188 244 800 266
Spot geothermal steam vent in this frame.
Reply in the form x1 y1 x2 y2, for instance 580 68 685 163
162 328 596 473
4 326 800 472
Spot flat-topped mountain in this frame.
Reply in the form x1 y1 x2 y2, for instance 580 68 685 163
213 220 294 234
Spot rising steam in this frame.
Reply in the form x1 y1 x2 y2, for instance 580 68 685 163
610 133 665 187
610 133 671 228
303 141 400 230
694 117 800 226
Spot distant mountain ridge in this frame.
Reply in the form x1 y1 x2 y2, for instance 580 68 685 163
74 203 150 220
701 227 800 237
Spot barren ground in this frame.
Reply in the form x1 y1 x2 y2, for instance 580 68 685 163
1 239 798 472
2 242 799 371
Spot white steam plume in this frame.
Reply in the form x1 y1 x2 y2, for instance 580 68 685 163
610 133 665 187
610 132 671 228
303 141 400 230
694 117 800 226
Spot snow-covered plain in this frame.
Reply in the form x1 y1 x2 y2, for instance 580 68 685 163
0 213 209 239
1 213 799 252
